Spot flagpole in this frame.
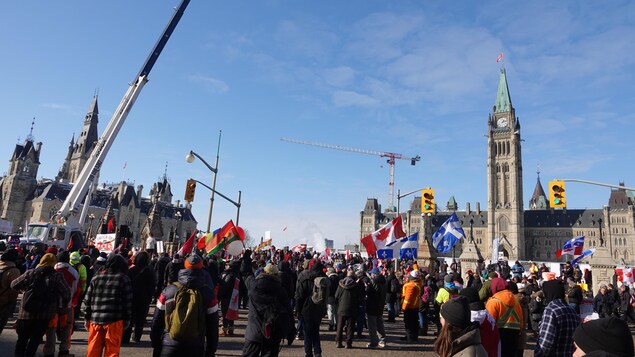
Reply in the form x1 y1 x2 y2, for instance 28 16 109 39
207 130 222 232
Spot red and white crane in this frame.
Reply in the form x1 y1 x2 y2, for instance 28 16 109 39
281 137 420 211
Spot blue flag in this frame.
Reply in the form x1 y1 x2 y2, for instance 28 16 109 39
377 234 408 259
571 249 595 265
432 213 466 254
400 232 418 259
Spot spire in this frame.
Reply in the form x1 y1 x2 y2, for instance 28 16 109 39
86 95 99 121
73 95 100 158
494 68 512 113
447 195 458 211
529 166 549 209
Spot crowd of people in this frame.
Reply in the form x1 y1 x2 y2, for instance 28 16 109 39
0 239 634 357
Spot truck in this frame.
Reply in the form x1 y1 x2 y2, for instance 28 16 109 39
18 0 191 251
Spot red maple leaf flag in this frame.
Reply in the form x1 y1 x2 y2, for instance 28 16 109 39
361 216 407 255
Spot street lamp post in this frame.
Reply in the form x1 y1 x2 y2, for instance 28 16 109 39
87 213 96 244
172 211 182 254
185 131 222 233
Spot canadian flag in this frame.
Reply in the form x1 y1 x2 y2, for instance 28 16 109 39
617 267 635 284
360 216 407 255
345 249 351 261
496 52 503 63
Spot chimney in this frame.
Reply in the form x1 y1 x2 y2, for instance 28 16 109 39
175 200 180 208
136 184 143 198
466 202 471 214
475 202 481 214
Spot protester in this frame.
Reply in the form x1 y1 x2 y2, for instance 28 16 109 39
43 251 79 357
0 248 21 334
385 268 400 323
528 289 545 339
400 270 421 343
70 251 87 323
535 280 579 357
151 254 218 357
565 278 583 315
573 317 634 357
11 253 71 357
460 287 501 357
365 267 387 349
325 267 340 332
219 260 240 336
124 251 156 343
485 277 523 357
618 284 635 323
241 251 292 357
434 296 488 357
479 271 497 302
593 284 614 318
334 270 362 349
83 254 132 357
295 259 328 357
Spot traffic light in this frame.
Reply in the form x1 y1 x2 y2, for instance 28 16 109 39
184 179 197 202
549 180 566 208
422 188 435 213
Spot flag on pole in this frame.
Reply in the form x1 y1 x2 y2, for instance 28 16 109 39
400 232 419 259
177 231 199 256
571 248 595 265
496 52 503 63
360 216 407 255
225 278 240 320
556 236 585 258
345 249 351 261
123 161 127 170
432 213 466 254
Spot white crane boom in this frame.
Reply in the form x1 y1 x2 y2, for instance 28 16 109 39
281 137 420 211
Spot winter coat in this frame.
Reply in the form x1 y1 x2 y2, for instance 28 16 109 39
150 268 217 348
479 280 493 302
529 291 545 322
218 267 240 303
365 274 387 316
154 256 170 295
129 263 156 308
619 291 632 313
450 323 489 357
335 277 363 317
294 262 327 321
0 260 21 307
566 284 583 305
327 272 340 305
242 258 291 343
511 263 525 279
385 273 400 304
277 261 295 301
593 292 614 316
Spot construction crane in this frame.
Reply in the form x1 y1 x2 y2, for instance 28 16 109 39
281 137 421 211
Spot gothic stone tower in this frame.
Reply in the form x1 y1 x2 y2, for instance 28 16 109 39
0 128 41 230
67 96 99 183
487 69 525 261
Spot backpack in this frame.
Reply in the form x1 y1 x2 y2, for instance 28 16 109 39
311 276 330 305
389 278 400 294
165 282 206 342
23 268 54 313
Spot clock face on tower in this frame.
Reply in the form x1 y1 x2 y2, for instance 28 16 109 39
497 117 508 128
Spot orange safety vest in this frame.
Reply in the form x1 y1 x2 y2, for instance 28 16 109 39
488 295 522 330
401 281 421 310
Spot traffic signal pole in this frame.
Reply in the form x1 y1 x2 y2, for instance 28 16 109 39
558 179 635 191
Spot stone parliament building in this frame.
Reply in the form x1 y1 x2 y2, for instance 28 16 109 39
361 69 630 288
0 96 197 248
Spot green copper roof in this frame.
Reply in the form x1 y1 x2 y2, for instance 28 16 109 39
494 68 512 113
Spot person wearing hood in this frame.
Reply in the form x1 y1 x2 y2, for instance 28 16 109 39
485 277 523 357
241 250 291 357
535 280 579 357
460 287 501 357
572 317 634 357
123 251 156 343
83 254 132 357
528 289 545 339
219 259 240 336
334 270 364 349
325 266 340 332
434 296 488 357
43 251 79 357
151 254 218 357
12 253 71 357
295 259 328 357
365 267 387 349
0 248 21 334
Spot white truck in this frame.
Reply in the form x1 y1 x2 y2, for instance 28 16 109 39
19 0 191 251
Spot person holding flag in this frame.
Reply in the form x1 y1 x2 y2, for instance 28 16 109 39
432 213 466 254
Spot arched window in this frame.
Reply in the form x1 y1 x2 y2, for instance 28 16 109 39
498 216 509 232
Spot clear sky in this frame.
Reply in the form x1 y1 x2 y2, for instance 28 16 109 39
1 1 634 249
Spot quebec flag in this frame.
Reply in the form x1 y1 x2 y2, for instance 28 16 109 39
432 213 466 254
400 232 418 259
377 232 418 259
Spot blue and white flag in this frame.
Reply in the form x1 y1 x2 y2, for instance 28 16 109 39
432 213 466 254
400 232 418 259
377 234 408 259
571 248 595 265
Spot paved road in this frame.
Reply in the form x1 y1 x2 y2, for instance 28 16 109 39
0 307 539 357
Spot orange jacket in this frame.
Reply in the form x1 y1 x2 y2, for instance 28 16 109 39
485 290 523 330
401 280 421 310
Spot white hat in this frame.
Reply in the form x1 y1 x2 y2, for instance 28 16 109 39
410 270 419 279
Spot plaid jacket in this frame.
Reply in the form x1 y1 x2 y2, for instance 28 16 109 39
535 298 580 357
11 266 71 320
82 271 132 324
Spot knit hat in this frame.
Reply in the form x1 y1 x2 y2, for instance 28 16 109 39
440 296 471 329
185 255 204 269
542 280 566 304
1 248 18 262
444 282 456 290
573 317 634 357
45 246 58 255
460 287 485 311
37 253 57 268
490 277 508 294
263 263 279 275
70 251 81 264
57 251 70 264
487 271 498 279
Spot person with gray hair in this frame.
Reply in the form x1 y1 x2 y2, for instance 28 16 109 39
565 278 583 315
365 268 387 349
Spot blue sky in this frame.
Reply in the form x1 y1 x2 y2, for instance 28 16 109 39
1 1 634 249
